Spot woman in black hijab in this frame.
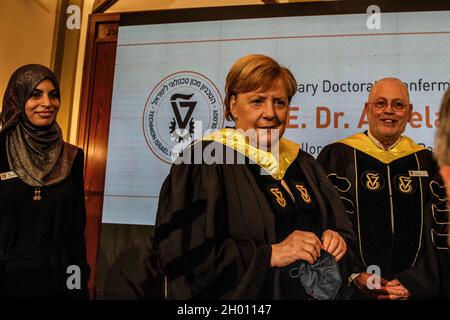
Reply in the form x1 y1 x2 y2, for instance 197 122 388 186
0 64 90 298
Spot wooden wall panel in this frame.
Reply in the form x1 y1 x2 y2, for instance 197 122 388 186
76 13 120 298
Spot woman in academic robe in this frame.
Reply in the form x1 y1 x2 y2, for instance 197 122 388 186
155 54 355 299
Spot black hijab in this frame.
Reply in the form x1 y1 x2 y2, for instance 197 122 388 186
0 64 77 187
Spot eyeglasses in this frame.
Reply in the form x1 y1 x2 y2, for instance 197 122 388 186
367 99 409 111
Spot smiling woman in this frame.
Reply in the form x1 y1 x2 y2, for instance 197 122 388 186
24 79 60 127
154 54 355 300
0 64 90 298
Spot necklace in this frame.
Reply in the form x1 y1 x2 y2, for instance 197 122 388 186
33 187 42 201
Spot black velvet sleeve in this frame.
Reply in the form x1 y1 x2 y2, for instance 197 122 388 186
394 203 440 298
396 161 448 298
155 162 272 300
317 144 363 276
302 151 356 293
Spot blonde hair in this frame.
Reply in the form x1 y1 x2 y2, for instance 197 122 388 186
224 54 298 121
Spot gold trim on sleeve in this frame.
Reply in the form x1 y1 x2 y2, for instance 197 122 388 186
429 180 449 202
326 173 352 192
432 204 450 225
340 196 355 214
431 229 449 250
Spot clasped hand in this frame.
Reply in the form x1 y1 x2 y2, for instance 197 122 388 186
270 229 346 267
353 273 411 300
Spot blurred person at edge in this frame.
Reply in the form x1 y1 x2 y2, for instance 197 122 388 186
0 64 90 298
434 86 450 298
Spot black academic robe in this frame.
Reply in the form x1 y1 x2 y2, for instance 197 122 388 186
317 133 449 298
155 139 355 300
0 136 90 298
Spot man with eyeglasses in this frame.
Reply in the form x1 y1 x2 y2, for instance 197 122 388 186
317 77 447 299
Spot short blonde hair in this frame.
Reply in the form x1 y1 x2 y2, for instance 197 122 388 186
224 54 298 121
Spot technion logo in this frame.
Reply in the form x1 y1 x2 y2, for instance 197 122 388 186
143 71 224 163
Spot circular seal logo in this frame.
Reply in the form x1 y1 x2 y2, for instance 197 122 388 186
143 71 224 164
361 170 385 192
394 174 417 194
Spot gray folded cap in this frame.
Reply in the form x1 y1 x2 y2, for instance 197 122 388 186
289 251 342 300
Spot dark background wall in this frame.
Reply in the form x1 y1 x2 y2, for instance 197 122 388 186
96 224 163 299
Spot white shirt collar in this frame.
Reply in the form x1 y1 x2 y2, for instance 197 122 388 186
367 130 402 151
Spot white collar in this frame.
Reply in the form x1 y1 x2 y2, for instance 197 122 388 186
367 130 402 151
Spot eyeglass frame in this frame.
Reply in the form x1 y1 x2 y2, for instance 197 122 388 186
366 99 411 112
